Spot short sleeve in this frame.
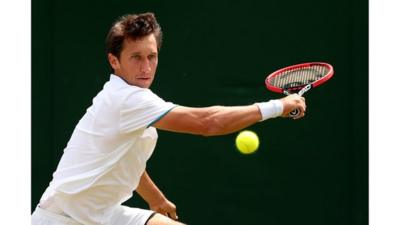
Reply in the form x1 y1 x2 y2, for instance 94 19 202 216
119 88 175 133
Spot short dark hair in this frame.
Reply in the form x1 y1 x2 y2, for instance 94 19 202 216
105 12 162 59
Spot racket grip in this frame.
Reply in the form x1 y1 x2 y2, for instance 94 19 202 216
289 109 300 117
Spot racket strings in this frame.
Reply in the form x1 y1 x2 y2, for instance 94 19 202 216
270 65 328 89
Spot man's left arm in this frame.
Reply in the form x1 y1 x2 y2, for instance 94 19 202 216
136 170 179 220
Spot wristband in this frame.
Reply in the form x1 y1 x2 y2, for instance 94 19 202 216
255 100 283 121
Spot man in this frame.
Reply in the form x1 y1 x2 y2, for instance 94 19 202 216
32 12 306 225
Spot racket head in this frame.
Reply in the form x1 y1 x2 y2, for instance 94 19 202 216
265 62 334 94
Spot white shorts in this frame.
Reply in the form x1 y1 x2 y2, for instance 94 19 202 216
31 205 156 225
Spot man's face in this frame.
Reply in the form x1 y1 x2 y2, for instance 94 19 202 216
108 34 158 88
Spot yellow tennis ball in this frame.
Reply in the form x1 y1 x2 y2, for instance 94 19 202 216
235 130 259 154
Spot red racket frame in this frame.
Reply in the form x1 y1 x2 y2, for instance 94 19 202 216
265 62 334 94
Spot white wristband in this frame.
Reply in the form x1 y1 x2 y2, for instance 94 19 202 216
255 100 283 121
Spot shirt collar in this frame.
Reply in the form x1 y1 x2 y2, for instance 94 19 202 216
110 74 126 84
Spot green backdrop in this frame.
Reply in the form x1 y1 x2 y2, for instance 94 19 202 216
32 0 368 224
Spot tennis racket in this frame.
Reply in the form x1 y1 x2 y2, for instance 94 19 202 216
265 62 334 117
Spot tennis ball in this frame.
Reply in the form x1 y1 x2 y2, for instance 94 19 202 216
235 130 259 154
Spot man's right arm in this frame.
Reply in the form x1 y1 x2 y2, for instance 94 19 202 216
153 94 306 136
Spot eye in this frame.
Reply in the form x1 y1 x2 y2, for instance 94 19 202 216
131 54 141 60
148 54 158 61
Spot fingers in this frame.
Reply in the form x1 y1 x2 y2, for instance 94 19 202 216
152 203 179 221
293 98 306 120
168 211 179 220
165 204 178 220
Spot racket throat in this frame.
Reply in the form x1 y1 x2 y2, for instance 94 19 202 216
283 84 312 96
298 84 312 96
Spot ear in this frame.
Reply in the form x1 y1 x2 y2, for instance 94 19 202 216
108 53 120 70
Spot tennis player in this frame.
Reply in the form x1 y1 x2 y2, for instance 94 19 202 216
32 12 306 225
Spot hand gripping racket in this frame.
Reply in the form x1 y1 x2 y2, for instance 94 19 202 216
265 62 334 117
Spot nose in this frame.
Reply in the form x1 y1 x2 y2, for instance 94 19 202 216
140 59 151 74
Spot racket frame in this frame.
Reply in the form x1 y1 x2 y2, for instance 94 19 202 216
265 62 334 94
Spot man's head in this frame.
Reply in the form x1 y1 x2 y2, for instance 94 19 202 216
106 13 162 88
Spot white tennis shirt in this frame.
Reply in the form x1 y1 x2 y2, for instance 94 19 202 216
39 74 176 224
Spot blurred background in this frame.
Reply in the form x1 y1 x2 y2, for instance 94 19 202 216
32 0 368 224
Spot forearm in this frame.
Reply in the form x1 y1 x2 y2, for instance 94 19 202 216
136 171 179 219
155 104 262 136
136 171 166 205
202 104 262 136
